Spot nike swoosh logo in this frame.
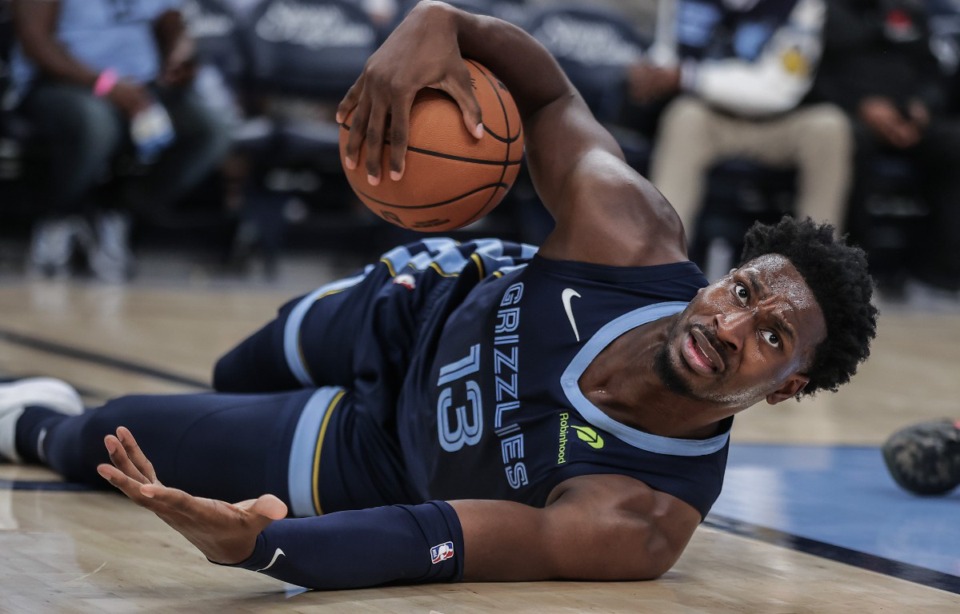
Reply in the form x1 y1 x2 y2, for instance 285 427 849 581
256 547 286 572
561 288 582 342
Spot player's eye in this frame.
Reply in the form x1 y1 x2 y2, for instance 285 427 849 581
734 283 749 306
761 330 781 348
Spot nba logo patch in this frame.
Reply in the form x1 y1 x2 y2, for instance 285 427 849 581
393 273 416 290
430 541 455 564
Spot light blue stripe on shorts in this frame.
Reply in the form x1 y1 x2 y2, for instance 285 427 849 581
287 386 346 517
283 272 368 387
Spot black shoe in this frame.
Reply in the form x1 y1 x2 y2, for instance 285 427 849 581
882 419 960 495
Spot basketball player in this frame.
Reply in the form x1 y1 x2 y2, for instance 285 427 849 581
0 1 877 589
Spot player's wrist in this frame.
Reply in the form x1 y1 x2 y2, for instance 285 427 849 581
212 532 269 569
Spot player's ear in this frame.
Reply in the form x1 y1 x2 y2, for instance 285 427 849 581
766 375 809 405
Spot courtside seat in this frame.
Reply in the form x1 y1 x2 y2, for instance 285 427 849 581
394 0 529 27
0 1 57 237
242 0 377 168
846 153 926 289
222 0 382 271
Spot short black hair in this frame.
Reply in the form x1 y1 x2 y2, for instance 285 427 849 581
739 215 878 396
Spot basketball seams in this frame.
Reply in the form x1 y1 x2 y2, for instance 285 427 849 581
407 146 522 166
339 123 522 164
356 183 510 210
465 59 523 143
463 60 518 227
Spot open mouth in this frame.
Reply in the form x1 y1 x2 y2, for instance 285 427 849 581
682 329 725 375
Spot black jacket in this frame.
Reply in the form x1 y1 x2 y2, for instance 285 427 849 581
813 0 950 114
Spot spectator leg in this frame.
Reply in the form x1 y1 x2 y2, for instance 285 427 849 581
789 104 853 232
21 83 124 214
649 97 723 235
19 84 124 275
138 87 232 217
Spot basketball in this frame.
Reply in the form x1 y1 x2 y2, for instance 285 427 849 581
339 60 524 232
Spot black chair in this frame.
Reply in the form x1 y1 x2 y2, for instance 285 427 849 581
183 0 249 84
222 0 381 271
842 2 957 288
845 153 926 289
0 1 56 238
690 161 796 277
394 0 530 23
242 0 378 165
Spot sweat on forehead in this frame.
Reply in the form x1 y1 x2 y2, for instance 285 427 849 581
731 255 819 308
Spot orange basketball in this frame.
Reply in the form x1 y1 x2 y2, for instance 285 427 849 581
339 60 524 232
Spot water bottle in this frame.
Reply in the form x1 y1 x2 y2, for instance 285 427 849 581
130 101 175 164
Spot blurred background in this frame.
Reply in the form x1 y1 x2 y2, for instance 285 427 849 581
0 0 958 309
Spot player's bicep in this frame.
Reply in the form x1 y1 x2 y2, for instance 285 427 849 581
524 93 624 216
523 96 686 266
450 475 701 581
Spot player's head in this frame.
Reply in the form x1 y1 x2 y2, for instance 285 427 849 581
655 216 877 407
738 216 878 396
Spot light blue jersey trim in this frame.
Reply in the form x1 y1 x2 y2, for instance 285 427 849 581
287 386 344 517
283 272 369 386
560 301 731 456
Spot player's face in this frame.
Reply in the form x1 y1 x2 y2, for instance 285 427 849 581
656 254 827 406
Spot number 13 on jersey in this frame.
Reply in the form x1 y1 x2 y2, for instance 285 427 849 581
436 344 484 452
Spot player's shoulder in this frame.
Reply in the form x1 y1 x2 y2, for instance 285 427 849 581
542 149 688 267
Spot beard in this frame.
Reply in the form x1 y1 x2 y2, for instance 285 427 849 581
653 333 694 398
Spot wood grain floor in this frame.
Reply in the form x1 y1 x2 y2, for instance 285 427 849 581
1 259 959 613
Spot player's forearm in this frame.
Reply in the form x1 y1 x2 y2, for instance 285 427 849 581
226 502 464 590
441 2 575 122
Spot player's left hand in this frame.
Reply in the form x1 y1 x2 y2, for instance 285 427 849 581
97 426 287 565
336 0 484 184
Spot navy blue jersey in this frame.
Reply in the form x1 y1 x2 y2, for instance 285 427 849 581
276 239 729 519
393 246 729 518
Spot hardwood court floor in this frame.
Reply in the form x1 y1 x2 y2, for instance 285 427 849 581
1 254 959 613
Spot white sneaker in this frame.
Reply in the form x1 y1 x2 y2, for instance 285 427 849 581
0 378 84 463
27 216 87 278
86 211 135 283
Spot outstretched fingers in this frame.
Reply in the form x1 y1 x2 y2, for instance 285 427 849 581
101 433 149 485
115 426 158 482
98 426 163 507
97 462 157 506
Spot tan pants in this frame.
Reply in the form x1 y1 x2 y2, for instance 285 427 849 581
649 97 853 238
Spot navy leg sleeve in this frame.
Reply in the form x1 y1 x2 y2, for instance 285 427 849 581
212 268 376 393
212 295 304 393
38 390 313 505
229 501 465 589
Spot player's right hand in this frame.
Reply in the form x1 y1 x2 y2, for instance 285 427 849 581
97 426 288 565
336 0 484 185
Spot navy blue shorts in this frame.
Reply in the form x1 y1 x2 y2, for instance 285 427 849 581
212 238 537 515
